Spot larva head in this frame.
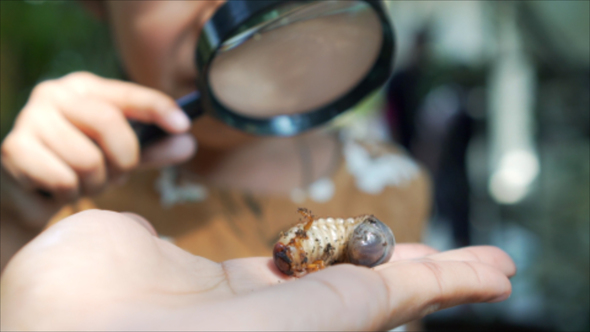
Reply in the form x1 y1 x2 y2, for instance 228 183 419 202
273 242 294 276
347 216 395 267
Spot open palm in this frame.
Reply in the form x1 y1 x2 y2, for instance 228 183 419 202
0 210 515 331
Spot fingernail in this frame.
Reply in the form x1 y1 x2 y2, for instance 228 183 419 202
163 109 191 132
488 292 510 303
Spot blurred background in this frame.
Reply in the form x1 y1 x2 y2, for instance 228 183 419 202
1 1 588 331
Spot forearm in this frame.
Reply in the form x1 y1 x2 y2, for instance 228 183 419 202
0 166 63 225
0 211 38 273
0 170 61 272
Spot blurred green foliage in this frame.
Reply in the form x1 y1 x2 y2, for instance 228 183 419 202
0 0 120 139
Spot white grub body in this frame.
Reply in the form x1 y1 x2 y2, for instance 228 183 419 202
273 211 395 277
286 216 360 264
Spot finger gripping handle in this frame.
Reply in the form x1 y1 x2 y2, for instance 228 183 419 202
133 91 203 147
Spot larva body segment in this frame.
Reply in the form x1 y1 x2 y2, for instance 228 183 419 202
273 209 395 277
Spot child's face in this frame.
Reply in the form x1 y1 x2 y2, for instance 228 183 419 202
107 1 256 149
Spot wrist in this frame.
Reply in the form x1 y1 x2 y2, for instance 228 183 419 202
0 210 38 273
0 168 63 231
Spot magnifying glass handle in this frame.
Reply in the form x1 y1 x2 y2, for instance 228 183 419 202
132 91 203 147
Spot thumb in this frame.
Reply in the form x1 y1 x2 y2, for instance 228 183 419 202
140 134 197 168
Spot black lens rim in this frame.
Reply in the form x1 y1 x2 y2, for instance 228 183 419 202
196 0 395 136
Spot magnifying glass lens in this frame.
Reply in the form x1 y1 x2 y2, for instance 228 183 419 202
209 0 383 118
135 0 393 145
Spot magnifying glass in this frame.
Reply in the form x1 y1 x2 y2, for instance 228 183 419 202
134 0 395 146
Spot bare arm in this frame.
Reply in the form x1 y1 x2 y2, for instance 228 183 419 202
0 212 36 272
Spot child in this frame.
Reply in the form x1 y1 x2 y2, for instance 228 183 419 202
0 2 515 330
1 1 430 266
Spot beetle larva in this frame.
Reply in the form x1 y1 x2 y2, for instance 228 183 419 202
273 208 395 277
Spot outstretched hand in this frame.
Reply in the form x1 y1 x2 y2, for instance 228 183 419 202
0 210 515 331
